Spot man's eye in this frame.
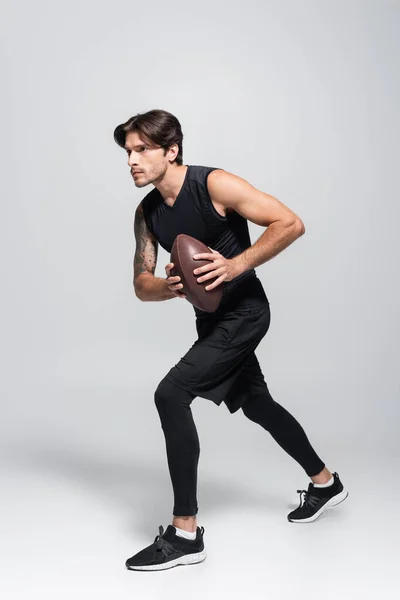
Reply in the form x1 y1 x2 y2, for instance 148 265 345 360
126 147 146 154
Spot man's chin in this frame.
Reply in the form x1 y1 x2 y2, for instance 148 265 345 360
134 179 150 188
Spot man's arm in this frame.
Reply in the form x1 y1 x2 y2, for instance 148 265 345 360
207 170 305 275
133 203 176 302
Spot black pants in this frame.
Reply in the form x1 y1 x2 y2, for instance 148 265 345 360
155 377 325 517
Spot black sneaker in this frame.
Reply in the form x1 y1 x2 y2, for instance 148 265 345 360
287 471 349 523
125 525 207 571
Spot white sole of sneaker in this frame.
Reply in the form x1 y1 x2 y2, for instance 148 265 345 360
127 549 207 571
288 488 349 523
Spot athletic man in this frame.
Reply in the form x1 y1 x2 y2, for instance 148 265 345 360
113 109 348 571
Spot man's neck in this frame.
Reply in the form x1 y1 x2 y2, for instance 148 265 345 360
154 164 188 204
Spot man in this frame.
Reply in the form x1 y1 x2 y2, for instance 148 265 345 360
114 109 348 572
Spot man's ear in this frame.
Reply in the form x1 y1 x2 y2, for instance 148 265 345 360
167 144 179 162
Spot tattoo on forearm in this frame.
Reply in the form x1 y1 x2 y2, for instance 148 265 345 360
134 204 157 276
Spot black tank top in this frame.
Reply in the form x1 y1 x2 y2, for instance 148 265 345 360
141 165 256 285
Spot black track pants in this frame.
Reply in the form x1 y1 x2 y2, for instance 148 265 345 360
154 377 325 516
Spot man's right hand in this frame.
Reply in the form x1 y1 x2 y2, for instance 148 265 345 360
165 263 186 299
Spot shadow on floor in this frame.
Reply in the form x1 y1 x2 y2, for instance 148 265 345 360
6 440 287 536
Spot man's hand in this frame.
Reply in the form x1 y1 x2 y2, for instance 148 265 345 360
165 263 186 299
192 247 241 291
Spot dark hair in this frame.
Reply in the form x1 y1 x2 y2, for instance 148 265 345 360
113 109 184 165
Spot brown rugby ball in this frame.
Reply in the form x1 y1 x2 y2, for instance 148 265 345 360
170 234 223 312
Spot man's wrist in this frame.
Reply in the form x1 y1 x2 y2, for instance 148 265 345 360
164 277 179 299
230 254 248 278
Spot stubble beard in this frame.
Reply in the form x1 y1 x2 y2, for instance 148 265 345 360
134 162 168 188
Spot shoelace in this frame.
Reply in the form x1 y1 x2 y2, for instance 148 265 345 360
296 488 321 511
154 526 177 558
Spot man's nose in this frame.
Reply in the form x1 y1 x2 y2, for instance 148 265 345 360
127 153 138 167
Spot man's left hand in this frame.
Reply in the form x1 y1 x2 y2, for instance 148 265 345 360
193 247 241 290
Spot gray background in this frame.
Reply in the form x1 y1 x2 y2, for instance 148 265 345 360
1 0 399 598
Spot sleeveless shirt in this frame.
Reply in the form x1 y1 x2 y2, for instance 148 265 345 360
141 165 256 290
141 165 269 413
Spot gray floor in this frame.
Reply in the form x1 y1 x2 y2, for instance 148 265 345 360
2 397 398 600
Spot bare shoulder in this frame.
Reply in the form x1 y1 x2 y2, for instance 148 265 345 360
207 169 250 196
207 169 303 228
134 201 155 238
206 169 237 216
134 199 145 222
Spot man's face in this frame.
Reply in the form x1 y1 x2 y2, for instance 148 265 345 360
124 130 174 188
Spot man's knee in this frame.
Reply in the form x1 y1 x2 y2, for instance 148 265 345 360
154 377 193 413
154 378 168 409
154 378 199 454
241 391 270 421
241 397 257 421
241 388 278 427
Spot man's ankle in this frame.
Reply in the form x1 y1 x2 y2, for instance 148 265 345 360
311 467 333 485
172 515 197 533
